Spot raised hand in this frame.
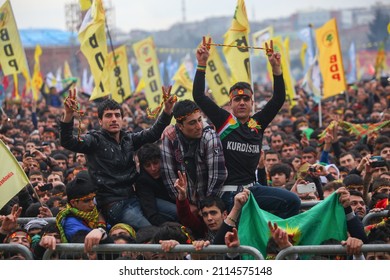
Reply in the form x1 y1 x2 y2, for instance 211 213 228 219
63 87 78 122
225 228 240 248
0 204 22 233
162 86 177 115
264 40 282 75
267 221 292 250
174 171 188 201
196 37 211 66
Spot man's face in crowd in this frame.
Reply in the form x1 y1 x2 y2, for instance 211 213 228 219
99 109 123 135
30 174 44 183
47 173 62 183
270 135 284 152
271 172 288 187
264 154 280 172
372 166 389 180
177 111 203 139
71 194 96 213
302 152 316 165
264 127 272 139
26 142 36 151
8 231 31 249
281 144 297 159
56 159 68 170
143 159 161 179
201 205 227 232
28 160 40 171
42 132 56 142
380 147 390 161
76 153 87 166
339 154 357 171
229 95 253 122
350 195 366 219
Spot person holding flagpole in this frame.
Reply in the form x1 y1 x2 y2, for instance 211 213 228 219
193 39 300 218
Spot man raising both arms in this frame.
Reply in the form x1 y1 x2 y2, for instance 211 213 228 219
193 40 300 218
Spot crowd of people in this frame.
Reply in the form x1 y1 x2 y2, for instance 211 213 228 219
0 39 390 260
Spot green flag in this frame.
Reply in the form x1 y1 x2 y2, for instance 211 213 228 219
238 192 347 259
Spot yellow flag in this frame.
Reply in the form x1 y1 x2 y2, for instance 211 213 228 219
171 63 193 101
79 0 92 11
222 0 251 84
64 60 73 80
31 45 43 100
202 37 231 106
0 140 30 209
135 78 145 93
315 18 346 99
300 42 307 69
78 0 110 100
21 67 31 98
252 26 273 56
0 0 30 76
106 45 132 104
266 36 296 106
12 73 20 100
284 37 291 66
133 36 162 108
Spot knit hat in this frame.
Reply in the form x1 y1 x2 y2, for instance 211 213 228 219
66 170 97 201
24 218 49 232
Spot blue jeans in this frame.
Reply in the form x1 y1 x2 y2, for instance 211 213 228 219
221 183 301 219
104 197 151 230
156 198 178 222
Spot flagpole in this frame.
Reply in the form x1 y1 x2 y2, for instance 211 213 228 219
319 86 323 128
104 17 117 101
28 182 45 208
250 50 255 115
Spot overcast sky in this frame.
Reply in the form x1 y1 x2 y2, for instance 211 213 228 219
4 0 383 32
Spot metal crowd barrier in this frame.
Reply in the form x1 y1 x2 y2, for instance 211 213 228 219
0 244 35 260
42 244 264 260
17 217 56 225
275 244 390 260
362 210 388 226
300 200 321 210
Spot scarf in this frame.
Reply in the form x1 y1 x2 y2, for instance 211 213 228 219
56 203 99 243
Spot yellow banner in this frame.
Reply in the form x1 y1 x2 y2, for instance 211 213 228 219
0 139 30 210
252 26 273 56
133 36 162 108
106 45 132 104
171 63 193 101
78 0 110 100
266 36 296 106
0 0 29 76
315 18 346 99
31 45 43 100
79 0 92 11
202 37 231 107
222 0 251 84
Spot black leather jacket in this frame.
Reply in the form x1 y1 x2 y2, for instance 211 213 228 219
59 112 172 207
